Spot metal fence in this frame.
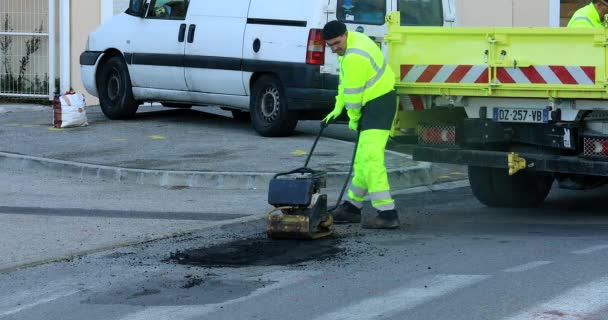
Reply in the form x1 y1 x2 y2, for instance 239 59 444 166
0 0 52 99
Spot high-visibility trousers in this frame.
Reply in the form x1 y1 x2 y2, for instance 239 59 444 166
346 129 395 211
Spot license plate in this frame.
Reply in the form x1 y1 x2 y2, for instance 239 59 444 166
492 108 549 123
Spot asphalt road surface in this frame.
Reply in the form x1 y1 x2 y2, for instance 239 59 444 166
2 177 608 320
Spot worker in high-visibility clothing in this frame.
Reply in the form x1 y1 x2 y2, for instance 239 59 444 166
567 0 608 27
322 20 399 229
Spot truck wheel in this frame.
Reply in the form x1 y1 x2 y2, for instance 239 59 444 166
250 75 297 137
98 56 139 119
468 166 553 208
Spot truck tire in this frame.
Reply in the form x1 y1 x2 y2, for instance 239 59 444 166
468 166 553 208
250 75 297 137
98 56 139 119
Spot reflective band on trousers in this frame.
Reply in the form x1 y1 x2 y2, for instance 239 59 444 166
370 191 392 201
346 102 363 109
375 202 395 211
572 16 594 27
349 185 368 198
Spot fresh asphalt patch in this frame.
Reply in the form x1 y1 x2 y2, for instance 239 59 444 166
168 237 344 267
0 206 250 221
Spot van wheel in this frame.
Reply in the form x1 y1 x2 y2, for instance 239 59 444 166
250 75 297 137
468 166 553 208
98 56 139 119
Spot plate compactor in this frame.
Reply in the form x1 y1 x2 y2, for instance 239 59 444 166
266 122 358 240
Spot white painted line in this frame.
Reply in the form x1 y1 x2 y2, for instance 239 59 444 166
502 261 553 273
118 270 317 320
501 276 608 320
0 288 80 317
571 244 608 255
313 274 489 320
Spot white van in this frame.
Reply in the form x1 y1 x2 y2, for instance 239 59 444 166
80 0 454 136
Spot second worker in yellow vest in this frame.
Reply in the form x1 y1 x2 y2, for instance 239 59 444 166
322 20 399 229
567 0 608 27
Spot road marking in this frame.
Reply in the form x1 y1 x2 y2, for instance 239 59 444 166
291 150 308 156
148 135 166 140
0 287 80 317
502 261 553 273
501 276 608 320
571 244 608 255
312 274 489 320
118 270 317 320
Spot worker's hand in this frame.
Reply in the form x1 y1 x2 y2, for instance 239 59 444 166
348 120 359 131
323 108 342 124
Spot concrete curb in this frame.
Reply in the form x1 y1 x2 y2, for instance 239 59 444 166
0 151 434 190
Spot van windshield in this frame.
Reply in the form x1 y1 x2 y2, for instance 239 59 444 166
336 0 386 25
398 0 444 26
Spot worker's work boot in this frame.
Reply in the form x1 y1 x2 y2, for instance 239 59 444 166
362 209 400 229
331 201 361 223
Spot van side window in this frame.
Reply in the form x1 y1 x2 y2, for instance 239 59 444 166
336 0 386 26
147 0 189 20
398 0 443 26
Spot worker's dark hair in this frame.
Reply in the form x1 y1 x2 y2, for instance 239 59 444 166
322 20 347 40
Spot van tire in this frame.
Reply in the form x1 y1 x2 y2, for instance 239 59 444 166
98 56 139 119
468 166 553 208
250 75 297 137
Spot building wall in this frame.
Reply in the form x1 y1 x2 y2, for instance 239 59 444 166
71 1 101 104
456 0 553 26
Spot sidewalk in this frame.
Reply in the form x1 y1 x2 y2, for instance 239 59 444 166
0 104 434 191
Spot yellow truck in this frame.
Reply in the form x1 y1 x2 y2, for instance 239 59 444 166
386 12 608 207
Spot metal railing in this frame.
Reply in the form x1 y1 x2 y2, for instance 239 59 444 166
0 0 53 99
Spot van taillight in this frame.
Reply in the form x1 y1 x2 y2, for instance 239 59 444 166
306 29 325 65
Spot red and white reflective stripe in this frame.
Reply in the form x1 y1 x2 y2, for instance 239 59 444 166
401 64 596 85
496 66 595 85
401 65 488 84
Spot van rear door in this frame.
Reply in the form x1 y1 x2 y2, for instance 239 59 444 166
331 0 389 45
396 0 450 27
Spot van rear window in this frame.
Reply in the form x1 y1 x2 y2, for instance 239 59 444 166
336 0 386 26
398 0 444 26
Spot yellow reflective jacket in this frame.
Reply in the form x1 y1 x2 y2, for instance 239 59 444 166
567 2 602 27
335 31 395 123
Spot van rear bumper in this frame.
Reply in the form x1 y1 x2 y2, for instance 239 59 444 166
285 87 336 110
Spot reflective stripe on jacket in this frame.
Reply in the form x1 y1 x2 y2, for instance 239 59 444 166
567 2 602 27
335 31 395 123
